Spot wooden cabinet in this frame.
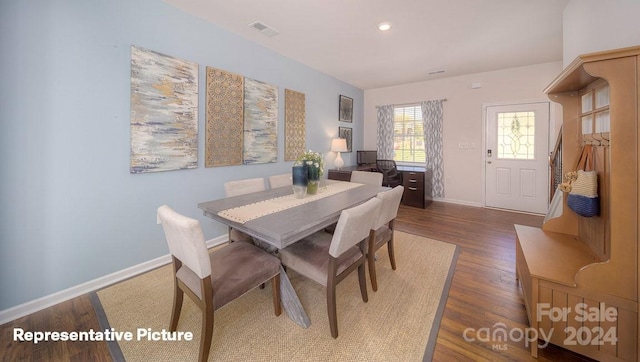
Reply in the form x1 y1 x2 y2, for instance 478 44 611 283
401 168 432 208
515 46 639 361
327 165 432 208
327 169 352 182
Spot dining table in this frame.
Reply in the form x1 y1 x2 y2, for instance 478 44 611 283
198 179 387 328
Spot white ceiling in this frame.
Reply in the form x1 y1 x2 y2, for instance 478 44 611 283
163 0 569 90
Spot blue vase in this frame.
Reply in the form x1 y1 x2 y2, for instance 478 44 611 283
292 165 308 198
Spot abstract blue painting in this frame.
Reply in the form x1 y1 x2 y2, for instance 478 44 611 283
130 46 199 173
243 78 278 164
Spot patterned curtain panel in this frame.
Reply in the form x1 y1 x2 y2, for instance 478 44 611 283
376 105 395 159
422 100 445 198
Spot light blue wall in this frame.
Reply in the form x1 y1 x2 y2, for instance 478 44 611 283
0 0 363 310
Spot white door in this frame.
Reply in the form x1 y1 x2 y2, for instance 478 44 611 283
485 103 549 214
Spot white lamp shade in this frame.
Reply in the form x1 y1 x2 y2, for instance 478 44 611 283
331 138 347 169
330 138 348 152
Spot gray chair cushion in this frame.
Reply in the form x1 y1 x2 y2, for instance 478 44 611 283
371 224 392 249
278 231 363 287
177 241 281 310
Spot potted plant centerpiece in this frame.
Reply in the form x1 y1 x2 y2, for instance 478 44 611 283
296 150 324 195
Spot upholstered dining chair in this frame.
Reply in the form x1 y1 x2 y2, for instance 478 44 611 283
224 177 266 197
350 170 383 186
268 173 292 189
223 178 266 243
376 159 403 187
323 171 382 236
157 205 281 362
368 186 404 291
279 197 382 338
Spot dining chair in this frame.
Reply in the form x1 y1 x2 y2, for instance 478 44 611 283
223 177 266 243
376 159 403 187
157 205 281 362
323 170 382 236
368 186 404 291
224 177 266 197
350 170 383 186
279 197 382 338
268 173 292 189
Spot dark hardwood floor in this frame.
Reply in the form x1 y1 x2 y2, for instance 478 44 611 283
1 202 594 361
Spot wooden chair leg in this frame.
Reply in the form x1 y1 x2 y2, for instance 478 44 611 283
327 282 338 338
357 263 369 302
170 257 184 331
199 306 214 362
388 239 396 270
169 285 184 331
199 278 214 362
368 251 378 292
272 274 281 316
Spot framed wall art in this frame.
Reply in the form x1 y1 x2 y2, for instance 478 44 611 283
243 77 278 164
284 89 306 161
205 66 244 167
130 46 198 174
338 126 352 152
339 95 353 122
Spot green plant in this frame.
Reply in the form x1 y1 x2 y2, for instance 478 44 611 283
297 150 324 177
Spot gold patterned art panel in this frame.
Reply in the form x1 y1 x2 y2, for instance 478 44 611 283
205 67 244 167
284 89 306 161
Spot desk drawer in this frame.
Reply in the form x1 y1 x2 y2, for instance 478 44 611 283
403 172 424 188
402 185 424 208
328 170 351 182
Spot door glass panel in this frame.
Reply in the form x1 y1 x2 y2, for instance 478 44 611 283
497 111 535 160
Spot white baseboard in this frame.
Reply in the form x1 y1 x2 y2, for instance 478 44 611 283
0 235 227 325
434 197 482 208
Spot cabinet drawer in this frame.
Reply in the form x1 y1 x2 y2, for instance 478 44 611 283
402 186 424 208
403 174 424 188
328 170 351 182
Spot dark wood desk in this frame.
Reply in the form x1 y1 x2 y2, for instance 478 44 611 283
328 165 432 208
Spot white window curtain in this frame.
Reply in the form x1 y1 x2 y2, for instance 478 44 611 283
421 100 444 198
376 105 394 159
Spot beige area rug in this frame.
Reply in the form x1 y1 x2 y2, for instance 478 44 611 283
94 231 458 361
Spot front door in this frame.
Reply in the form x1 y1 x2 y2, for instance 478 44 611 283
485 102 549 214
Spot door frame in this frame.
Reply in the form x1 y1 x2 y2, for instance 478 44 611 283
481 99 557 213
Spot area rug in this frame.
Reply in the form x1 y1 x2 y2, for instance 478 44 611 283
93 231 458 361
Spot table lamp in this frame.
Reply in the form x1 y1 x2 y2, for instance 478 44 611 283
331 138 348 169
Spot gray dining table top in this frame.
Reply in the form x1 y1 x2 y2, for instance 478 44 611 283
198 180 387 249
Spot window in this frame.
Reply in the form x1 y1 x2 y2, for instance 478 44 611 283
393 105 425 163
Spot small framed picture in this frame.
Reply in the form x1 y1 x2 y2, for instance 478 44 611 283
339 95 353 122
338 127 352 152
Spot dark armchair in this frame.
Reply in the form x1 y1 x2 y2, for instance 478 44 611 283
376 159 403 187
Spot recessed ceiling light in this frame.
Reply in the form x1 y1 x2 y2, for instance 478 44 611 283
378 22 391 31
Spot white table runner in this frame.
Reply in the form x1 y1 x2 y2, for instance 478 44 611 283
218 182 364 224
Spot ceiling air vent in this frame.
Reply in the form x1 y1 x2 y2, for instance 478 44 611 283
248 21 280 37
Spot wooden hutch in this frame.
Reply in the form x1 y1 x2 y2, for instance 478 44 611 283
515 46 639 360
